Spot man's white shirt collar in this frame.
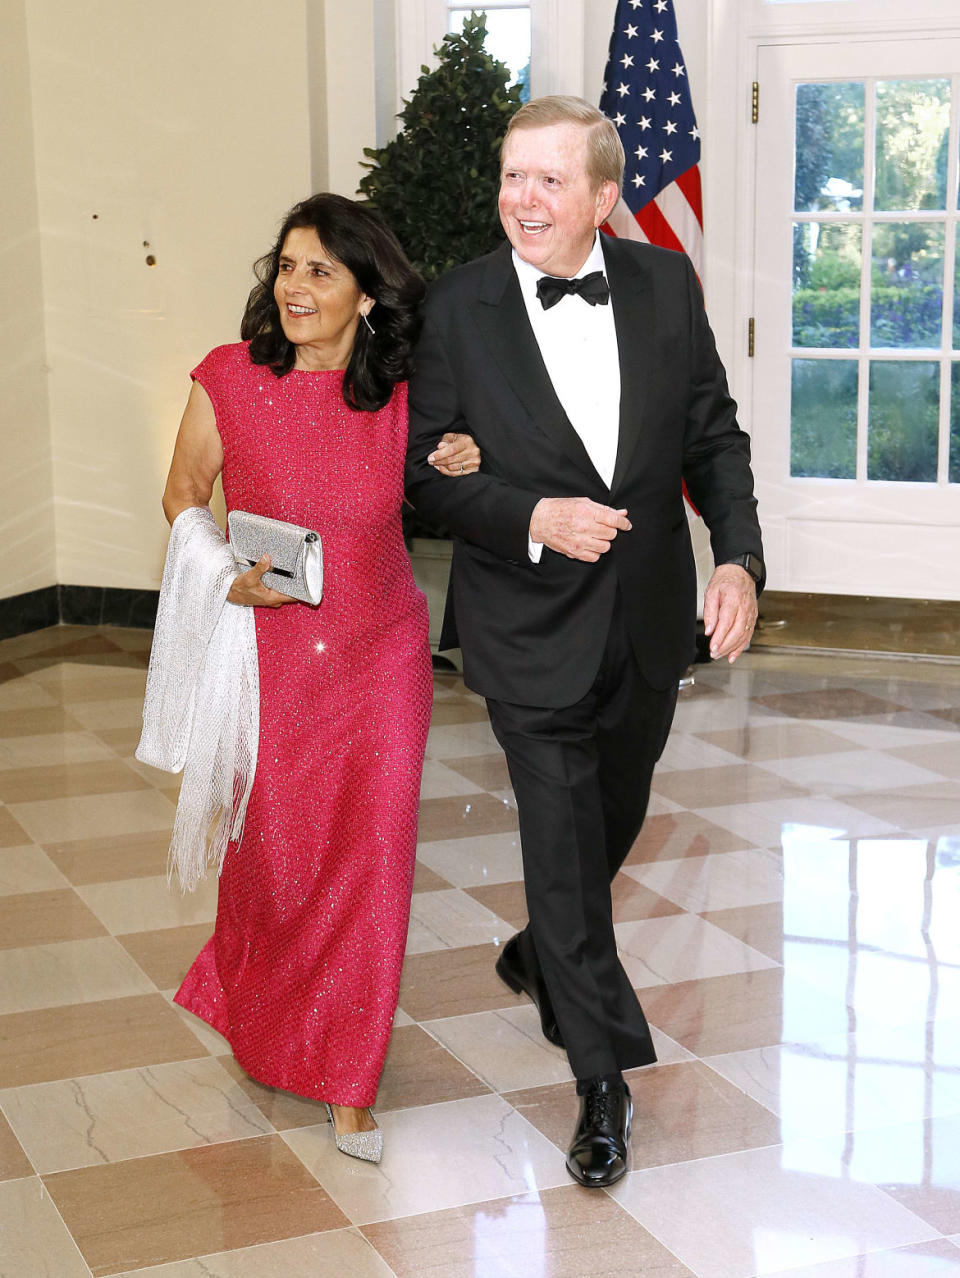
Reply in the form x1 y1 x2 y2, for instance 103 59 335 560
511 234 607 300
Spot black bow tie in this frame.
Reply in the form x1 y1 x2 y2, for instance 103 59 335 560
536 270 610 311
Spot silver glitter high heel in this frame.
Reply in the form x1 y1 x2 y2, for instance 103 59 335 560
324 1103 383 1163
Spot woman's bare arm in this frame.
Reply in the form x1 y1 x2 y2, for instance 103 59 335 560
161 380 292 607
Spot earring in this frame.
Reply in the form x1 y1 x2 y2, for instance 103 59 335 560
362 311 375 334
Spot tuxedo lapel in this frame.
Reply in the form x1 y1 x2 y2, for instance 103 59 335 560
604 236 655 494
472 244 606 487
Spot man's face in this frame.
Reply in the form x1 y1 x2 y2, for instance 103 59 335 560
498 122 617 278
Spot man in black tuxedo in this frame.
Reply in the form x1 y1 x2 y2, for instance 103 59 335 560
405 96 763 1188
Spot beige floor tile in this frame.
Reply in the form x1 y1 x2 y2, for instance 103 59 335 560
30 666 147 704
845 783 960 832
418 758 484 800
415 831 524 887
610 1138 938 1278
65 696 148 731
615 913 779 989
221 1024 490 1128
76 874 217 934
639 968 857 1058
423 1005 574 1093
0 676 60 711
362 1184 694 1278
167 999 234 1056
653 763 811 809
0 887 108 949
764 1239 960 1277
397 942 523 1022
9 788 174 845
428 699 491 726
753 688 911 720
0 993 207 1088
0 1175 91 1277
0 758 149 804
658 733 746 771
703 1019 960 1141
611 874 686 922
425 719 502 759
2 1057 273 1173
412 861 453 892
696 796 900 849
0 704 85 738
282 1093 568 1225
624 811 756 865
0 845 70 895
112 1228 396 1277
624 847 785 913
442 752 512 791
44 1134 348 1275
756 749 947 796
416 793 518 843
374 1023 491 1114
465 880 528 930
0 805 31 848
116 923 211 990
0 1109 33 1181
406 888 511 954
890 740 960 781
89 723 145 754
0 730 115 770
696 723 862 763
845 1113 960 1234
700 901 786 962
509 1059 782 1171
43 828 173 884
0 936 155 1015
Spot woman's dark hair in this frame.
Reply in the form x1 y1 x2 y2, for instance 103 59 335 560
241 193 425 412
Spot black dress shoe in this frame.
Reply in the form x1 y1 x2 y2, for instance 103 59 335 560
495 933 564 1048
566 1078 632 1188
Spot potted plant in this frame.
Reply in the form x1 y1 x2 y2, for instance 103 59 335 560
358 14 524 662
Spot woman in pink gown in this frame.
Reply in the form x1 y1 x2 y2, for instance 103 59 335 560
161 194 479 1161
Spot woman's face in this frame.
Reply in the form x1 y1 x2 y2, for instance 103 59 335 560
273 226 372 368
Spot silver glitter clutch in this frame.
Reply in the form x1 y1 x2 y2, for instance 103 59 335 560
227 511 323 605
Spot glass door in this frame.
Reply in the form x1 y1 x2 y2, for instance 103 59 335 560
751 39 960 599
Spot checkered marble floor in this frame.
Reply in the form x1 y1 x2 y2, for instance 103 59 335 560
2 625 960 1277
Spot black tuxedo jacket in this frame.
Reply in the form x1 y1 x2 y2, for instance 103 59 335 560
405 235 763 707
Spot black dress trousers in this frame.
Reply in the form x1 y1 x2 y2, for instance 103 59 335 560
485 590 678 1081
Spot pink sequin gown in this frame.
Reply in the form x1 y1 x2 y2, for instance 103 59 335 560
174 343 432 1106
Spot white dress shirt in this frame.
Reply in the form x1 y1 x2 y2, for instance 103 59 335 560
513 236 621 562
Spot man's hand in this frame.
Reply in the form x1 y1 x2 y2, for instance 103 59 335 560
703 563 758 662
529 498 631 563
227 556 297 609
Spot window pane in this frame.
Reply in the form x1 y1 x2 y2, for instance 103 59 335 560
955 246 960 349
951 364 960 484
875 79 950 212
449 8 530 99
791 359 857 478
795 82 864 213
871 223 944 348
868 361 939 482
793 222 861 347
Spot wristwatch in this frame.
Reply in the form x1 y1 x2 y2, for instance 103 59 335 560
722 553 763 583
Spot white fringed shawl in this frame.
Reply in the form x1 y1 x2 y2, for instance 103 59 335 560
137 506 259 891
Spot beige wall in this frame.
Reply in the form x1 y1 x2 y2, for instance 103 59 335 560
17 0 314 594
0 0 55 599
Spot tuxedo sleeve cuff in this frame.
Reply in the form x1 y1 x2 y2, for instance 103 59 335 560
527 535 544 564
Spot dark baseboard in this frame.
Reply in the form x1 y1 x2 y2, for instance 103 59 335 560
0 585 159 641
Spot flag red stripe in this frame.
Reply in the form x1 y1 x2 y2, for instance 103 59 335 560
675 165 703 227
634 200 686 256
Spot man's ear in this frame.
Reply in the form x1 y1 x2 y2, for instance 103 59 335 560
594 180 619 227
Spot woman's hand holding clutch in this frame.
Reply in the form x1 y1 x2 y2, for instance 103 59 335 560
228 555 297 608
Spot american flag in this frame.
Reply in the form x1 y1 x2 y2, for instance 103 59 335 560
598 0 703 274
